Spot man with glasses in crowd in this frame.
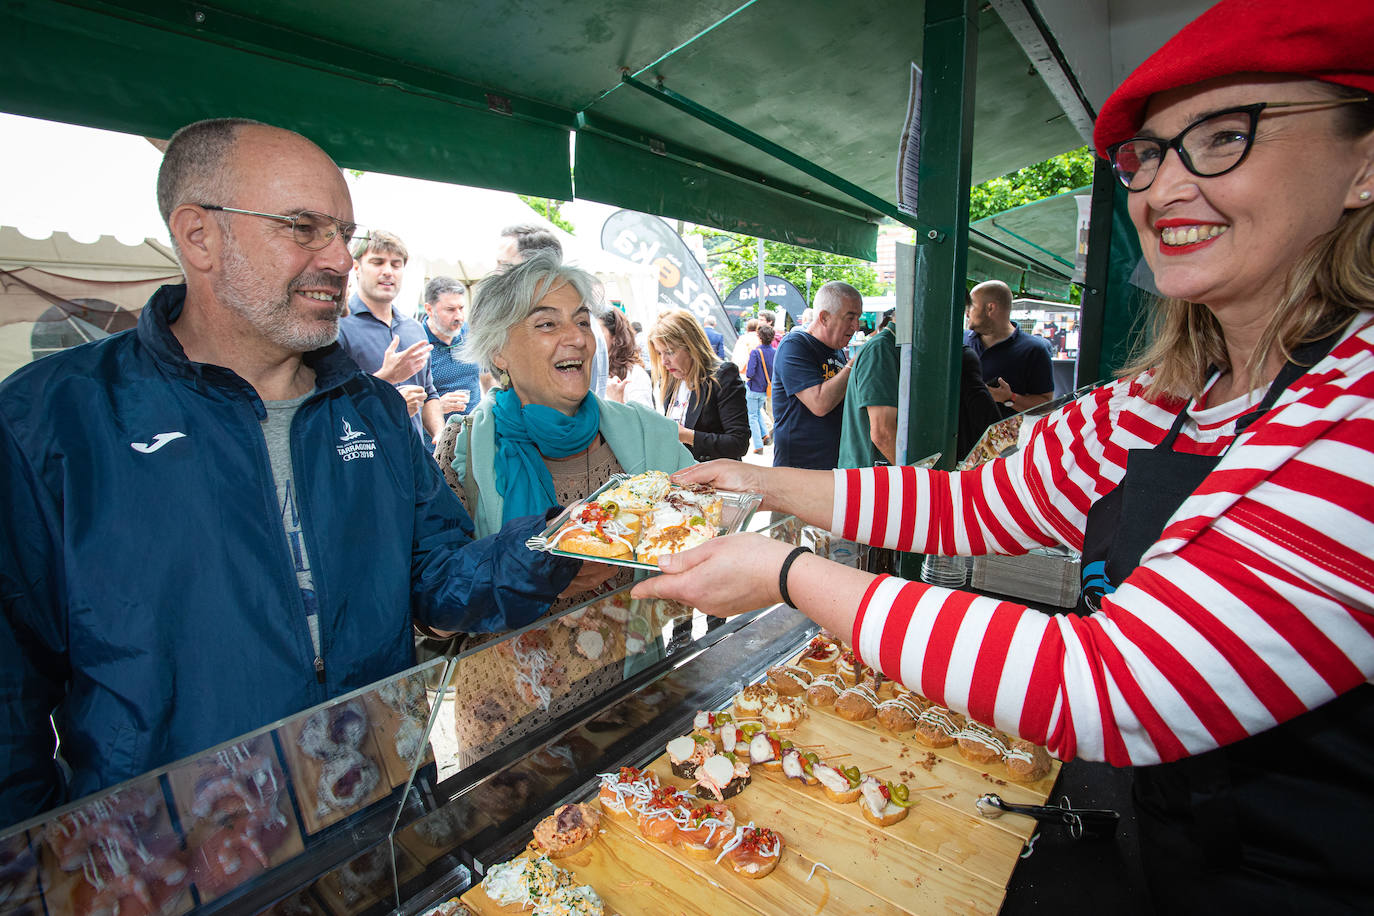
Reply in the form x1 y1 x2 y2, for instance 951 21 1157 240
0 118 579 824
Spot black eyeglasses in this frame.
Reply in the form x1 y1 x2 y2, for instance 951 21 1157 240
1106 96 1371 191
199 205 367 250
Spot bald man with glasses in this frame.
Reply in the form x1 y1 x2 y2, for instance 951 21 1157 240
0 118 580 824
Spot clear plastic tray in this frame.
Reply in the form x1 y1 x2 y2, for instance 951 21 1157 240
525 474 763 571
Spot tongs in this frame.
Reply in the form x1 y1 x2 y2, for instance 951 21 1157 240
976 793 1119 840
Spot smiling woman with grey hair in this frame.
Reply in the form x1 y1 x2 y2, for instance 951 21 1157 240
435 251 692 544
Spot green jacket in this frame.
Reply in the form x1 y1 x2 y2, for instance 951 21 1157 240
449 394 695 538
838 324 899 468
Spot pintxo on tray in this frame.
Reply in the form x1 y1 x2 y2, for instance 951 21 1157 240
794 635 1056 785
596 767 785 879
530 471 758 567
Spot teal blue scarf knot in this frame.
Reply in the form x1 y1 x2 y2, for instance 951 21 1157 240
492 387 601 523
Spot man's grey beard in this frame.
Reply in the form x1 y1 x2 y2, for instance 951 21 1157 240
216 237 345 352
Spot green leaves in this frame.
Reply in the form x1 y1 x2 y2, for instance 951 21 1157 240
518 195 576 233
690 227 885 300
968 146 1094 222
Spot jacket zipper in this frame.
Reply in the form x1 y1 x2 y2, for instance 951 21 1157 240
292 394 331 697
258 389 328 699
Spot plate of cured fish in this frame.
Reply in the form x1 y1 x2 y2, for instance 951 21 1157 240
525 471 762 570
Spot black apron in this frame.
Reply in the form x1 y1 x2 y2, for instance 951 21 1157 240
1077 331 1374 913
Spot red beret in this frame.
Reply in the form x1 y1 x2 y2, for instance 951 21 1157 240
1094 0 1374 155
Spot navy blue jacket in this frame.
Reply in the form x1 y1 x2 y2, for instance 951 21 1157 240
0 285 576 825
705 326 728 360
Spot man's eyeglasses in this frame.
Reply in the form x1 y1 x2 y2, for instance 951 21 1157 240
199 205 366 250
1106 96 1370 192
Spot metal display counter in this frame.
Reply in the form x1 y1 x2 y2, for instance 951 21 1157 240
1 507 1153 915
0 513 833 916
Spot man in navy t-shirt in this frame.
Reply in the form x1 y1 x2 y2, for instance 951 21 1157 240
771 282 862 469
963 280 1054 419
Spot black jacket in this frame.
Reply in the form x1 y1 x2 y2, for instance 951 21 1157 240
679 361 750 460
957 344 1003 460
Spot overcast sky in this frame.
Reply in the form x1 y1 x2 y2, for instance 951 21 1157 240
0 112 619 251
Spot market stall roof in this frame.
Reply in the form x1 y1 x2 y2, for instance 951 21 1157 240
964 184 1089 297
0 1 1084 262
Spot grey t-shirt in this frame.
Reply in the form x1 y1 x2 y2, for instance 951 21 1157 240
261 391 321 661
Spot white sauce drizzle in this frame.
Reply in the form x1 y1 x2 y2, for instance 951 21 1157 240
512 641 555 711
838 685 880 705
549 518 635 553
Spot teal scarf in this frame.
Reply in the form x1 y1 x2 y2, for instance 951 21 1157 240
492 387 601 523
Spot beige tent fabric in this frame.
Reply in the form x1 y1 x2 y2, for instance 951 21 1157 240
0 228 183 380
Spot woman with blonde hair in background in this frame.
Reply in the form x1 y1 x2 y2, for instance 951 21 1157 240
647 310 750 461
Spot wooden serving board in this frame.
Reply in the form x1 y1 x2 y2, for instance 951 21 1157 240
597 805 905 915
665 759 1019 896
802 701 1061 811
461 653 1063 915
459 840 759 916
764 709 1046 844
780 650 1062 806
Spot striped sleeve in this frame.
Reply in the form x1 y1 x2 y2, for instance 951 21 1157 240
833 376 1181 555
847 316 1374 766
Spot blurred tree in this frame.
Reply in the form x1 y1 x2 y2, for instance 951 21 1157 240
518 196 575 233
968 146 1094 222
691 228 883 300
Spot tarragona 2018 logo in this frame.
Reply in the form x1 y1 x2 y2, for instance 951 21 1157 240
336 418 376 462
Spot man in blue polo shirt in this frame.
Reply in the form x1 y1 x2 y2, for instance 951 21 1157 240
422 276 480 420
964 280 1053 419
337 230 442 443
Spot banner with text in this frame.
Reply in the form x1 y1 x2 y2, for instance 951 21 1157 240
599 210 735 350
721 274 807 325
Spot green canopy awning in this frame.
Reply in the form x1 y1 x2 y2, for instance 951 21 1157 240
0 0 1083 260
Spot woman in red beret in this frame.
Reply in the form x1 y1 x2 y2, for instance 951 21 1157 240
635 0 1374 909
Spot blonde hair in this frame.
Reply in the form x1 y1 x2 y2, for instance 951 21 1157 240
1121 86 1374 398
647 310 719 408
1122 202 1371 399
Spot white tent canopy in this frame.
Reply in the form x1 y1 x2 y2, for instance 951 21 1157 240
0 113 658 320
343 171 657 317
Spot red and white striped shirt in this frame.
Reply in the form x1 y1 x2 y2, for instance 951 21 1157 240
836 312 1374 766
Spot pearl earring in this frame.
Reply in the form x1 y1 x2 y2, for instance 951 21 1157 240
1361 191 1372 201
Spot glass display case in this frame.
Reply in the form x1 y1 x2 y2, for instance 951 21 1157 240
0 513 859 915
